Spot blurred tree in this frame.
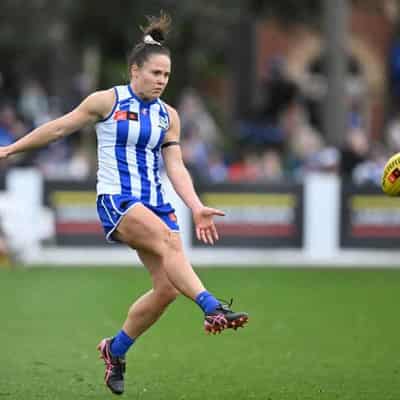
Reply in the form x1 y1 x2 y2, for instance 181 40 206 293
6 1 385 109
0 0 78 105
69 1 244 103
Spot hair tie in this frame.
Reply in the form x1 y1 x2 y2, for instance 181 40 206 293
143 34 162 46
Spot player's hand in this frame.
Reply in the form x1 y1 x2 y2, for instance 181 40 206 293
0 146 11 160
192 206 225 245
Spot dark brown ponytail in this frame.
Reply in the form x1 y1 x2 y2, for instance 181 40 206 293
127 11 172 71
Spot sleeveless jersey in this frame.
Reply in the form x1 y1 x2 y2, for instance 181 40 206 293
95 85 170 207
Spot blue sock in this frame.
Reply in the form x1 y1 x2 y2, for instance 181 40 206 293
195 291 220 314
110 330 135 357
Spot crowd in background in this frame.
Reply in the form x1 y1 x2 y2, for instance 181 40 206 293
0 79 91 181
1 51 400 188
180 46 400 187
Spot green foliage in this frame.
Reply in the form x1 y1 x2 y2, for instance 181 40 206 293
100 60 128 88
0 0 324 97
1 266 400 399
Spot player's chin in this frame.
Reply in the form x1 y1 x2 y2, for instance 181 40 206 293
152 88 164 96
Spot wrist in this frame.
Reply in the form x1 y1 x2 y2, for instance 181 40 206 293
190 202 204 214
5 145 14 157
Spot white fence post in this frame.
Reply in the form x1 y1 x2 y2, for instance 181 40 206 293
304 172 341 260
6 168 43 263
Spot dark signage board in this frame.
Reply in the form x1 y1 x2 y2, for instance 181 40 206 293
193 183 304 248
340 184 400 248
44 180 109 246
45 181 304 249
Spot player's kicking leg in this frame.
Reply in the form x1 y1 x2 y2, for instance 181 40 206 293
116 205 249 336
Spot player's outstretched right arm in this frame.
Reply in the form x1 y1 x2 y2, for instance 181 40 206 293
0 89 114 160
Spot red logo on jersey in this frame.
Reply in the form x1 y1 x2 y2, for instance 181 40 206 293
114 111 138 121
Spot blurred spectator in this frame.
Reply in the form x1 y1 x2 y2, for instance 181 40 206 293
0 103 33 171
347 98 365 131
301 51 365 135
237 119 285 147
0 124 14 147
34 134 91 181
260 56 300 126
237 55 299 148
181 122 210 181
306 146 340 174
285 104 325 178
67 149 91 180
34 137 72 180
386 111 400 152
207 151 228 183
352 141 388 186
0 104 28 140
258 149 284 182
66 135 91 180
339 129 369 179
178 88 220 144
228 152 262 182
18 79 51 127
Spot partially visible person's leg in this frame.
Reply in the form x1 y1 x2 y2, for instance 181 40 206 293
122 248 180 339
115 204 247 331
107 249 179 360
98 205 208 395
97 247 180 396
98 203 248 394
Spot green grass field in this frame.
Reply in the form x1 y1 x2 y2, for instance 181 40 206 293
1 266 400 400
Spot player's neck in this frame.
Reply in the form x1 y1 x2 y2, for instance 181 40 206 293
129 83 155 103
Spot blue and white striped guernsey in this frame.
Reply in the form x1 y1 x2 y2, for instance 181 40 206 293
95 85 170 207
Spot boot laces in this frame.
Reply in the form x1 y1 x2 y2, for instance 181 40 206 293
217 298 233 313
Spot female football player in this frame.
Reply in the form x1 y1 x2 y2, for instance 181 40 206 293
0 12 248 395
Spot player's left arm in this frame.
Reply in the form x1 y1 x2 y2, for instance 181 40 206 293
162 105 224 244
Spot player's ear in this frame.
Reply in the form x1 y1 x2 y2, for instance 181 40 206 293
130 64 140 79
